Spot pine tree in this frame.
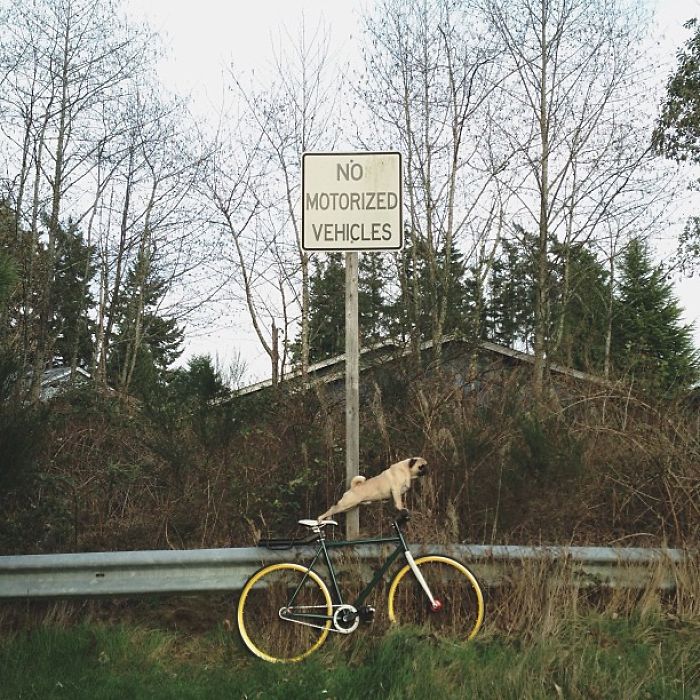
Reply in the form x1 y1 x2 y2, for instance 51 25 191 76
0 201 28 355
0 210 19 324
485 228 538 349
654 19 700 272
358 252 389 347
484 230 611 376
613 239 699 393
51 221 96 370
303 253 346 364
426 245 474 338
389 235 475 344
549 243 609 373
108 260 184 396
0 253 15 308
170 355 228 404
294 252 391 365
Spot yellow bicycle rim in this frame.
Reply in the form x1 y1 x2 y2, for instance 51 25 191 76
387 555 484 640
237 562 333 663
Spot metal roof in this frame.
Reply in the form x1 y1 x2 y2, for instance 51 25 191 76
229 337 610 400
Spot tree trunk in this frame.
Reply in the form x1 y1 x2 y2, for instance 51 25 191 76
532 0 550 397
31 22 71 403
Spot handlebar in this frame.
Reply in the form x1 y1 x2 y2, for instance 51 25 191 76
393 509 411 527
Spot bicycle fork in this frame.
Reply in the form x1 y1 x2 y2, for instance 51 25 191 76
404 551 443 612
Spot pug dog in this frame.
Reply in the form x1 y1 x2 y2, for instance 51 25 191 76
317 457 428 522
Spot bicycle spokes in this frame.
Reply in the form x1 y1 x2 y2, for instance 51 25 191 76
237 563 332 663
388 555 484 639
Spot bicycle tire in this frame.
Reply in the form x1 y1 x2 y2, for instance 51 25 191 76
387 555 484 640
237 562 333 663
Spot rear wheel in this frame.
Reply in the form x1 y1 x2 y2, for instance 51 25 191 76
237 562 333 663
387 555 484 639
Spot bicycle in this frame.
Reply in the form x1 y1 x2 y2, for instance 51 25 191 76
236 511 485 663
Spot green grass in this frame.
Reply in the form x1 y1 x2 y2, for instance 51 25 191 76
0 616 698 699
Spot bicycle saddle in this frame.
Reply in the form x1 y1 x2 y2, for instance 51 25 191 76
298 519 338 529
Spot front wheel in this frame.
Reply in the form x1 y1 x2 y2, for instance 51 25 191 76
387 555 484 640
237 562 333 663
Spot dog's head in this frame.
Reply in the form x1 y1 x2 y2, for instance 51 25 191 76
408 457 428 479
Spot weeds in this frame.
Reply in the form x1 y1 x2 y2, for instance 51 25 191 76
1 368 699 554
0 615 697 699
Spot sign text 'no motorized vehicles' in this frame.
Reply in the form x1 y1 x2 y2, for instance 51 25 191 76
302 152 402 251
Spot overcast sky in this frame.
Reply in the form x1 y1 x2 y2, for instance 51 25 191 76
124 0 700 383
126 0 700 97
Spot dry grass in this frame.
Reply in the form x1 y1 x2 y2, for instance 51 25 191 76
3 370 698 558
481 554 700 642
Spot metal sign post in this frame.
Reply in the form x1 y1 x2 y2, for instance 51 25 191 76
302 151 402 540
345 251 360 538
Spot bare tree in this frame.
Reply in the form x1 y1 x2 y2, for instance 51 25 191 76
361 0 506 363
204 107 275 378
481 0 660 393
93 85 210 392
211 17 341 382
0 0 152 399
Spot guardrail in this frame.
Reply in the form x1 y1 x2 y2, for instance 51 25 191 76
0 544 690 599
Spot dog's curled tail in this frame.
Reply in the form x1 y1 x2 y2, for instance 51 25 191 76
350 475 366 488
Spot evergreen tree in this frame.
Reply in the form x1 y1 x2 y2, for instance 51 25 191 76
389 234 475 344
654 19 700 164
358 252 389 346
294 252 391 365
0 253 16 308
304 253 346 364
485 228 538 349
613 239 699 393
0 201 27 354
485 230 610 375
423 245 473 338
50 222 96 369
549 243 609 373
0 204 98 376
654 19 700 272
108 259 184 396
165 354 230 441
0 204 18 311
170 354 228 404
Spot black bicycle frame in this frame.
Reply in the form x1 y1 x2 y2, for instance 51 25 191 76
286 519 411 617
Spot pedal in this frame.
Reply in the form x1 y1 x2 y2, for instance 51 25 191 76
358 605 375 623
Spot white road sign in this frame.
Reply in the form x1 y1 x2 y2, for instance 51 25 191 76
302 151 403 251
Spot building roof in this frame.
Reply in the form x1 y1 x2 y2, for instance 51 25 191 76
230 336 610 400
39 366 92 401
